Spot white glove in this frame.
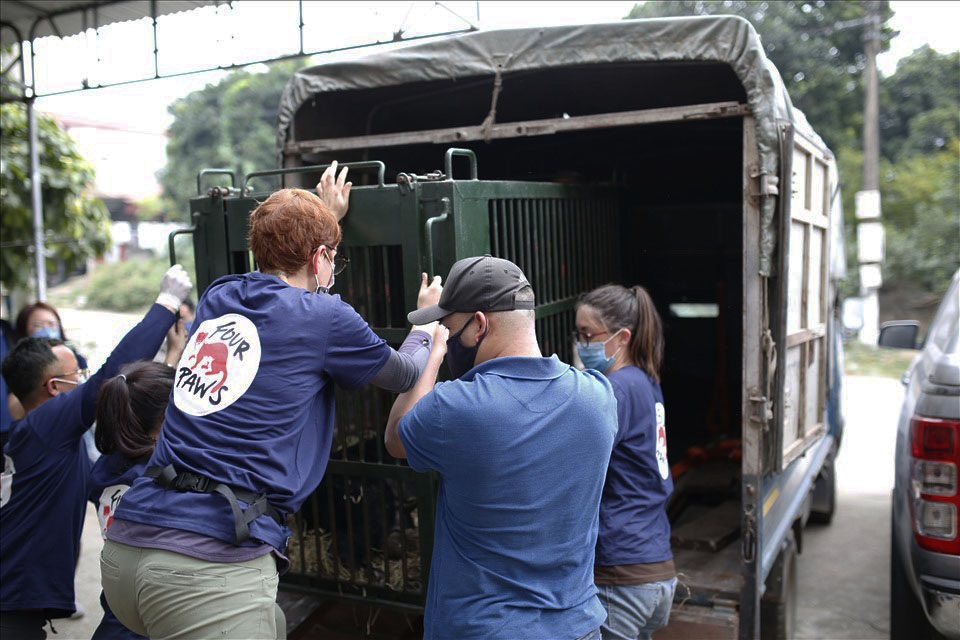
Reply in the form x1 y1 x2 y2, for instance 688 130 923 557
156 264 193 312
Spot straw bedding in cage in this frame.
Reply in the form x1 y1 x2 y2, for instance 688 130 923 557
286 521 422 592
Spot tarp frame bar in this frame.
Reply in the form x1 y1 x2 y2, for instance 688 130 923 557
0 0 475 301
285 100 751 156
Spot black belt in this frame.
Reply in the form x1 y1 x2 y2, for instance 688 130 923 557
146 464 283 544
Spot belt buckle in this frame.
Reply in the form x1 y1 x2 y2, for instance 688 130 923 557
174 473 209 492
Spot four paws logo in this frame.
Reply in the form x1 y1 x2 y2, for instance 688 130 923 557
174 314 261 416
655 402 669 480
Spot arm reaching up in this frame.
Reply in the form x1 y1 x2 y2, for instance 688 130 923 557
315 161 352 222
385 322 448 459
80 265 193 425
368 272 444 393
163 318 189 367
155 264 193 313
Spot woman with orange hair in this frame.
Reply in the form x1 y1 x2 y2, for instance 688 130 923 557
101 162 443 639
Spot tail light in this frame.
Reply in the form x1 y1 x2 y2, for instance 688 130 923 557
910 416 960 554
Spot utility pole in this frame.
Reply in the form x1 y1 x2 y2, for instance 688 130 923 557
856 0 884 344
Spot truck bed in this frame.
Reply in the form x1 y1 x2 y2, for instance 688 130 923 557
673 543 741 603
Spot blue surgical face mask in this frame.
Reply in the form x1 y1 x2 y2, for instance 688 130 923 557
445 316 487 379
575 330 623 373
30 326 62 340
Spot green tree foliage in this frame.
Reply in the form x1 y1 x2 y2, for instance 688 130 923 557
134 194 174 222
881 140 960 290
880 46 960 161
83 243 196 312
627 2 958 294
627 0 894 151
160 60 304 217
839 134 960 295
835 144 863 297
872 46 957 294
0 103 112 291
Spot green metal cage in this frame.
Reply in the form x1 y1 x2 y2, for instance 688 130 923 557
176 149 621 611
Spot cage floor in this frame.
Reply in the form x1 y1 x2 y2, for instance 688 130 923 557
284 595 423 640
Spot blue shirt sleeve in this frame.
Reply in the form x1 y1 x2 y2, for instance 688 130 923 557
610 381 631 448
397 388 445 474
0 322 12 435
323 298 392 391
12 304 174 450
79 303 176 425
608 369 657 451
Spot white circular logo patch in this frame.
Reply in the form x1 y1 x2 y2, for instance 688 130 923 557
173 313 261 416
97 483 129 539
1 454 15 507
655 401 669 480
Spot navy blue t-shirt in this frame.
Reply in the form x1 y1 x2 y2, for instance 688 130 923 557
89 453 150 541
0 320 12 438
596 366 674 566
88 452 149 639
0 304 174 616
113 273 393 551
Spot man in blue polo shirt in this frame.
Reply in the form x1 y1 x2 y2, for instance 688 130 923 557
385 255 618 640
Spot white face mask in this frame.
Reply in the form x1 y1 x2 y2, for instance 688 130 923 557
314 251 335 294
314 273 333 294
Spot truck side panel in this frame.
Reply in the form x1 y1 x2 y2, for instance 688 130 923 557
780 132 833 468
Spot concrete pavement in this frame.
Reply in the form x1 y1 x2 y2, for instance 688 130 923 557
50 503 104 639
795 374 903 640
58 307 144 373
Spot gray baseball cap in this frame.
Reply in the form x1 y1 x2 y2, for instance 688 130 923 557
407 255 535 325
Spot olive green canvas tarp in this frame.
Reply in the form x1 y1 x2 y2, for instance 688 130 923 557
277 15 831 275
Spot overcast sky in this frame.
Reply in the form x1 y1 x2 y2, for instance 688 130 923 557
33 0 960 133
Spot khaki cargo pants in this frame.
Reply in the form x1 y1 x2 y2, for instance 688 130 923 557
101 540 284 640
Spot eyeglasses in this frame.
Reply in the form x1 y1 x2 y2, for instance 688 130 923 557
571 329 609 343
49 368 90 386
320 245 350 276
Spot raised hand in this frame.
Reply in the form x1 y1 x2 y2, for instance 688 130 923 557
430 322 449 362
316 160 352 221
417 272 443 309
164 318 189 367
156 264 193 313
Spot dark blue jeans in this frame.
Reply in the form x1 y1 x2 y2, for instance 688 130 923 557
575 626 603 640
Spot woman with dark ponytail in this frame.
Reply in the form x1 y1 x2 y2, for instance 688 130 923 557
88 361 175 640
574 284 675 640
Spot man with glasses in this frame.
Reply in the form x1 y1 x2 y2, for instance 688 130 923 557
100 163 442 640
384 255 619 640
0 265 193 639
